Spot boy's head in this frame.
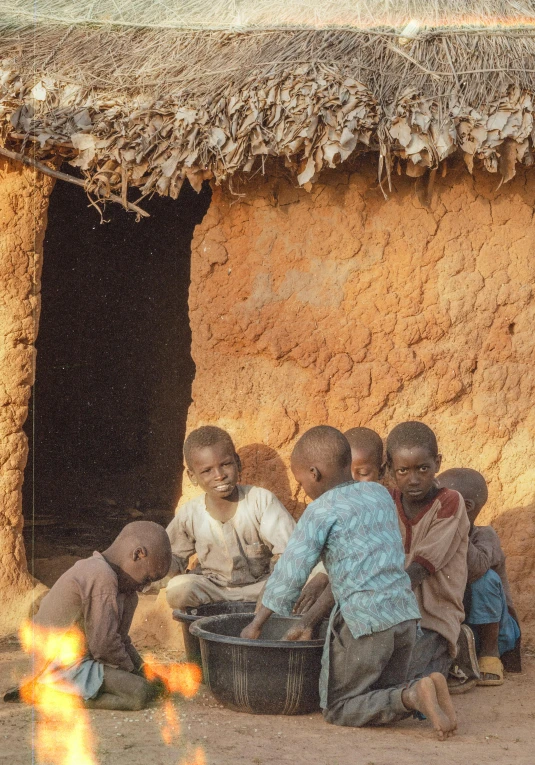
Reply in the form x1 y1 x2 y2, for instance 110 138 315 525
107 521 172 594
436 468 488 527
386 421 442 502
291 425 352 500
344 427 384 483
184 426 241 500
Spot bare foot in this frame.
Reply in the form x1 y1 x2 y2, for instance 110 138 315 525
430 672 457 733
402 677 456 740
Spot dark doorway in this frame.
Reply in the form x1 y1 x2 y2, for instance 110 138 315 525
23 179 211 564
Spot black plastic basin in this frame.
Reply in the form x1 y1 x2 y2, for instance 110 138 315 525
172 602 257 665
190 613 326 715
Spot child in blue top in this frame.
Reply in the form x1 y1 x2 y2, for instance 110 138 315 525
241 426 457 740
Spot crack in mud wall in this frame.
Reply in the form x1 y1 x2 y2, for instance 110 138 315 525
185 156 535 646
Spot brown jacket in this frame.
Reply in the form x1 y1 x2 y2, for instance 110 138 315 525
34 551 138 671
392 488 469 655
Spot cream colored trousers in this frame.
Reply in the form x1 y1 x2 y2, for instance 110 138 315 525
166 574 266 610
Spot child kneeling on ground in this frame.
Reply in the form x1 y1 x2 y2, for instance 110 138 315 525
165 426 325 611
437 468 521 687
8 522 172 710
289 425 386 622
241 426 457 740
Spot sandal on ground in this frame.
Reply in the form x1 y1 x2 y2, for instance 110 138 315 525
447 665 477 695
456 624 480 681
3 687 21 703
477 656 504 686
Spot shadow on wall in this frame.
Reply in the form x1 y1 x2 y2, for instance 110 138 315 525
492 502 535 649
238 443 306 518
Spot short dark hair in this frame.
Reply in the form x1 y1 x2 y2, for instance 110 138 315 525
437 468 488 512
386 421 438 465
183 426 236 469
292 426 351 470
344 427 383 467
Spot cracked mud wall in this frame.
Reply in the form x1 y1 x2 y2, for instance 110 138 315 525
0 158 52 636
186 156 535 646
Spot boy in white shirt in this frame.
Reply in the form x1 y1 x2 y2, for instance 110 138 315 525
165 426 297 610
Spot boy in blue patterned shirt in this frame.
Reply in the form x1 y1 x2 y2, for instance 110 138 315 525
241 426 457 740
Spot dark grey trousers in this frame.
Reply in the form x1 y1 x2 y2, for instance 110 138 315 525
407 627 452 680
323 616 417 727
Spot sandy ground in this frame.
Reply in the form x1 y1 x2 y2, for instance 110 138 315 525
1 633 534 765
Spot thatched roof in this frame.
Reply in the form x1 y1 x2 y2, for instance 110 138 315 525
1 1 534 209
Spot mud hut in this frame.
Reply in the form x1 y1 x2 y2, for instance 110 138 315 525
0 1 534 644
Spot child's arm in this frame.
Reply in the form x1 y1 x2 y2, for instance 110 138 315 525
125 642 143 671
467 526 503 583
242 502 333 637
164 513 196 579
257 492 296 561
240 605 274 639
85 594 137 672
406 561 431 588
408 491 469 578
284 583 335 641
292 572 330 614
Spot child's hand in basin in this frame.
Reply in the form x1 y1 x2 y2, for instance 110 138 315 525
283 621 314 641
240 620 262 640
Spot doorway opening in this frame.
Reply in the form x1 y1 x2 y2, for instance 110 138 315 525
23 179 211 576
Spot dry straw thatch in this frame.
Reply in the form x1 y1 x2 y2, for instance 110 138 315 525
1 1 534 210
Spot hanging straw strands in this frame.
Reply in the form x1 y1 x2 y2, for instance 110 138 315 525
0 0 534 208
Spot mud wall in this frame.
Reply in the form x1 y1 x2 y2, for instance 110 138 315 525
0 158 52 636
186 156 535 646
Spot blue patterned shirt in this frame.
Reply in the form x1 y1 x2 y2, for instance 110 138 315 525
263 481 420 637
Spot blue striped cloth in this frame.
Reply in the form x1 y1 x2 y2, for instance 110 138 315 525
263 481 420 706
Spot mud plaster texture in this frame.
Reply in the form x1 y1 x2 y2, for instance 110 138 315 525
0 158 52 636
185 155 535 646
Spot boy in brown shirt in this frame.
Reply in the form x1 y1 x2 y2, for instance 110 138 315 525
386 422 470 680
20 522 171 710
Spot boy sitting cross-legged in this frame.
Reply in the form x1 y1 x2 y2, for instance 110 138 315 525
165 426 322 611
241 426 457 740
437 468 521 687
386 422 471 681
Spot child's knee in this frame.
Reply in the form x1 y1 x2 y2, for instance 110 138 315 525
129 680 151 711
166 575 204 609
468 569 503 624
470 569 502 602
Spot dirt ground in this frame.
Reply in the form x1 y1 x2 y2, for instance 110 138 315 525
1 632 534 765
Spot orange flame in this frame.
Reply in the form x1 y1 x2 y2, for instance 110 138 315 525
161 699 181 746
143 654 202 753
18 620 97 765
180 747 206 765
143 655 202 698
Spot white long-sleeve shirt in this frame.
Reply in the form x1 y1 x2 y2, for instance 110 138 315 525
166 485 297 587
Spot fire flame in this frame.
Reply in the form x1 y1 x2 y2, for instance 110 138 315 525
143 654 203 754
180 747 206 765
19 620 97 765
161 700 181 746
143 655 202 698
18 622 205 765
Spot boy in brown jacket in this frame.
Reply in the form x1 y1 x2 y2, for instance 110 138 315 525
386 421 470 680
